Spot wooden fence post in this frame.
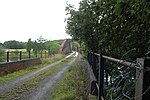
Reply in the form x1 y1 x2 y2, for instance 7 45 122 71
7 51 9 62
98 53 105 100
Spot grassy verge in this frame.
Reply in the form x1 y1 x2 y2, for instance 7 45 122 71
51 55 89 100
0 54 64 84
0 53 75 99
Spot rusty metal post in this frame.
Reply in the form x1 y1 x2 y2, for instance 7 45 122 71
98 53 105 100
92 53 97 79
7 51 9 62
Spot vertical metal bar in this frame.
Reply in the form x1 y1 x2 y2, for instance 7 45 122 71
7 51 9 62
142 58 150 100
92 53 97 79
135 58 144 100
20 51 22 60
98 53 105 100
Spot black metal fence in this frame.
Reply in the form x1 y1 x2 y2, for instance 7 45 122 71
0 51 50 63
87 52 150 100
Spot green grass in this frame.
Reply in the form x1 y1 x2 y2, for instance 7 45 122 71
0 54 64 84
51 55 89 100
0 53 75 100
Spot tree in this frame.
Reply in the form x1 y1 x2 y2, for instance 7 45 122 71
33 40 38 54
26 38 32 52
45 40 61 54
37 36 46 51
4 40 26 49
66 0 150 99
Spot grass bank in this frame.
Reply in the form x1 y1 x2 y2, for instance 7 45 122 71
51 54 89 100
0 54 64 84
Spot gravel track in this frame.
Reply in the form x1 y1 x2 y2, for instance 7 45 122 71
0 52 76 94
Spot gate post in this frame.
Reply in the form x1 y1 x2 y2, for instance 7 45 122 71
7 51 9 62
135 58 145 100
98 53 105 100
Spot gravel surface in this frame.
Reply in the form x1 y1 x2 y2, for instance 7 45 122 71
0 52 77 99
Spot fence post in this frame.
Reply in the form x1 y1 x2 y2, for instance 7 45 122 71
98 53 105 100
92 53 97 79
135 58 144 100
135 58 150 100
20 51 22 60
7 51 9 62
143 58 150 99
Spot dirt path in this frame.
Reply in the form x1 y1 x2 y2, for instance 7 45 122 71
0 52 76 95
28 54 78 100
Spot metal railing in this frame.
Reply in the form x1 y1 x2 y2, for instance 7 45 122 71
87 52 150 100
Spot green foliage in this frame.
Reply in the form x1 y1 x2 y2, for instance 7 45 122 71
52 55 88 99
32 40 38 53
0 43 4 49
66 0 150 59
45 40 61 54
26 38 32 52
4 40 26 49
66 0 149 99
0 49 4 57
72 41 80 51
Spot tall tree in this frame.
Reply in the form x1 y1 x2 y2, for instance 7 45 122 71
26 38 32 52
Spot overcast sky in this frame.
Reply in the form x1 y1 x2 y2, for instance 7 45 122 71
0 0 80 43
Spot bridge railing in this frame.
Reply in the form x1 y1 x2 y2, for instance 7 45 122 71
87 52 150 100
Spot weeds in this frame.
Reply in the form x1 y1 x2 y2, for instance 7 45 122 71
52 55 89 100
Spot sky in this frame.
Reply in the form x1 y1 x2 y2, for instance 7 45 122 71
0 0 80 43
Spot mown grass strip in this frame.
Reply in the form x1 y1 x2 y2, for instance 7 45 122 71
0 53 76 100
51 55 89 100
0 54 64 84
